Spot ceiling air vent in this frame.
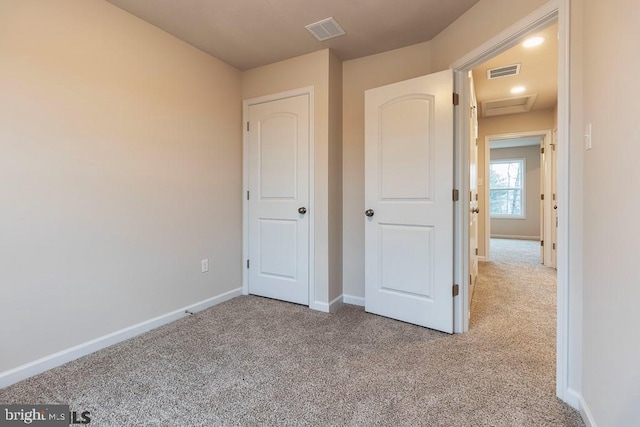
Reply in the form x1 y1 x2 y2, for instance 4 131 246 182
305 17 346 41
481 94 538 117
487 64 521 79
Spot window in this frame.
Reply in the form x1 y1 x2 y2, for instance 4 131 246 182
490 159 525 218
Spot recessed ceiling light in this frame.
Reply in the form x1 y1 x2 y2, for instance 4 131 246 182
511 86 526 94
523 36 545 48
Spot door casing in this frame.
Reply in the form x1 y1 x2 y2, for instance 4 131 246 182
484 130 552 262
242 86 316 306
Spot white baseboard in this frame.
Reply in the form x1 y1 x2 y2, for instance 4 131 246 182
578 392 597 427
328 295 343 313
563 387 581 410
310 295 343 313
490 234 540 240
0 287 242 389
477 256 487 262
343 294 365 307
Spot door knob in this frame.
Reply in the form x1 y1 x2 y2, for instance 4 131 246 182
365 209 375 217
298 207 307 214
472 208 480 214
554 205 558 210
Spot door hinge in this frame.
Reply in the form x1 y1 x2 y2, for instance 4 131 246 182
452 284 459 297
246 121 250 131
453 189 459 201
453 93 460 106
247 191 250 200
541 194 544 201
475 248 478 256
553 243 556 250
541 240 544 247
553 193 556 201
469 275 472 285
541 146 545 154
246 259 250 269
469 191 473 202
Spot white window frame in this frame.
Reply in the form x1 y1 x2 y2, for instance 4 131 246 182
489 158 526 219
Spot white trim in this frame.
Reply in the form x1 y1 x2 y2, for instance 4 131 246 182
342 294 365 307
451 0 577 410
477 256 486 262
0 288 241 389
329 295 343 312
242 86 316 308
577 391 597 427
484 130 491 263
311 295 343 313
555 0 572 405
490 234 540 240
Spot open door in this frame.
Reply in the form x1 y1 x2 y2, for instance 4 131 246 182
551 129 558 267
364 70 454 333
469 71 479 307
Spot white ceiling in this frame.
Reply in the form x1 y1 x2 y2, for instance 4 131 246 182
473 23 558 116
106 0 480 71
103 1 556 113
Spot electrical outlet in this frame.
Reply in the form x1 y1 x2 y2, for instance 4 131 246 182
201 259 209 273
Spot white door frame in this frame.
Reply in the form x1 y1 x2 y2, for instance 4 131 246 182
451 0 575 407
242 86 316 306
484 130 552 261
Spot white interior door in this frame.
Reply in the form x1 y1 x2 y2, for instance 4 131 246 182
364 70 454 333
247 94 309 305
551 129 558 267
541 139 546 263
468 71 479 305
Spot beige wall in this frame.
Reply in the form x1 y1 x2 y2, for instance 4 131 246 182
0 0 242 372
581 0 640 424
342 41 432 298
477 108 555 256
489 145 541 239
328 52 343 302
430 0 550 71
242 49 341 307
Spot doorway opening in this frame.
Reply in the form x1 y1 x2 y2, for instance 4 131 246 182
485 128 556 267
452 0 573 407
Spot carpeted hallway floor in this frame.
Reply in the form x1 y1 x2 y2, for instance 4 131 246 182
1 239 583 426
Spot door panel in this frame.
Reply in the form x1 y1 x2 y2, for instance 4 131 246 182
379 224 434 298
248 94 309 305
364 70 453 333
259 114 298 198
380 97 433 200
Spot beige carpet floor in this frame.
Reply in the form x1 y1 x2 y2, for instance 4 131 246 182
1 239 583 426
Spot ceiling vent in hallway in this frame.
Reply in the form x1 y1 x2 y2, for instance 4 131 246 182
487 64 521 79
481 94 538 117
306 17 346 41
